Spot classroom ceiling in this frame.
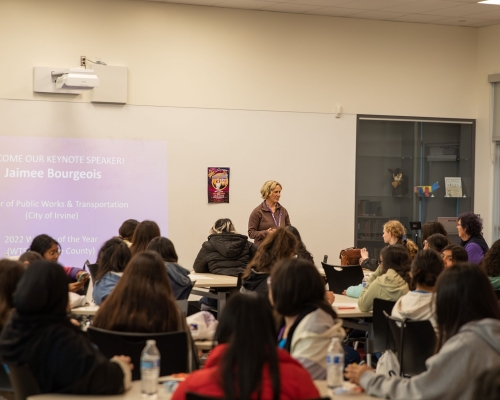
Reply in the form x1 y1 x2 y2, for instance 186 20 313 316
143 0 500 27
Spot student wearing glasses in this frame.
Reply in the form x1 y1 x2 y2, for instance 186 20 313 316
28 234 88 292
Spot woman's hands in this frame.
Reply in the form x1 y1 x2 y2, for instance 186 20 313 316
359 248 369 264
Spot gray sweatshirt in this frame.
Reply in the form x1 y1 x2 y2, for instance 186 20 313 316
360 318 500 400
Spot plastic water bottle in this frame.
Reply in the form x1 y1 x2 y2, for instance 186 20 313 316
326 337 344 389
362 275 367 288
141 340 160 397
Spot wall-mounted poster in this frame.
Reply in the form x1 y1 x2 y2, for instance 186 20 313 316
208 167 230 203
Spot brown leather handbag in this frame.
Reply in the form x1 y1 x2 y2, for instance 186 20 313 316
339 248 362 266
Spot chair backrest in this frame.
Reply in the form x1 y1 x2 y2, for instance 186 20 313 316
236 272 243 290
6 364 41 400
176 300 188 316
86 262 99 282
87 327 188 381
366 298 396 354
320 263 364 294
384 312 436 377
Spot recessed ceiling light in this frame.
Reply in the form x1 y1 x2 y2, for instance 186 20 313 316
478 1 500 5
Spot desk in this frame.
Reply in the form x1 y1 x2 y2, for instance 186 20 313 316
29 380 379 400
333 294 371 331
70 305 99 316
189 273 238 316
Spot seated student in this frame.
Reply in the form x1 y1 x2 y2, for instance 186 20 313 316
172 293 320 400
18 251 43 265
345 263 500 400
0 259 26 332
129 220 160 256
93 251 197 369
269 258 360 379
360 220 418 271
391 250 443 333
93 238 132 305
424 233 449 253
28 234 89 292
147 237 192 300
458 212 489 264
481 239 500 290
193 218 256 276
357 245 410 312
440 244 468 268
421 221 448 243
0 261 133 394
240 228 297 296
118 219 138 248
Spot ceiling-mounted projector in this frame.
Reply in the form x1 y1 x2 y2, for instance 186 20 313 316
53 68 99 90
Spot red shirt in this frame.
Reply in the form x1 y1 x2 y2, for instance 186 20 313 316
172 344 319 400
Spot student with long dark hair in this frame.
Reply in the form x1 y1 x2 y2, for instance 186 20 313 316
240 228 297 295
0 259 25 332
440 244 468 268
28 234 88 292
392 250 444 332
93 238 132 305
129 220 161 256
424 233 449 253
357 244 411 312
0 261 132 394
147 237 192 299
345 263 500 400
270 258 355 379
118 219 138 247
94 251 182 333
172 293 319 400
421 221 448 242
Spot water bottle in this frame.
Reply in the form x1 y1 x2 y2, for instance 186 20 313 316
362 275 367 288
141 339 161 397
326 337 344 389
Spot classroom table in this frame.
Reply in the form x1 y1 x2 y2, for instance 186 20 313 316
188 273 238 316
333 293 372 330
70 305 99 316
28 379 382 400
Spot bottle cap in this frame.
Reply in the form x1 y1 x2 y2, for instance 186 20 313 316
147 340 156 345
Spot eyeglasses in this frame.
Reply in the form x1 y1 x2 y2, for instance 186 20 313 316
46 250 61 256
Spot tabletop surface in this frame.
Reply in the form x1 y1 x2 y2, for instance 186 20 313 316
189 273 237 288
333 294 372 318
29 379 381 399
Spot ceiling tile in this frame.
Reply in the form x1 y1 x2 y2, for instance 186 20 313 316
213 0 279 9
466 9 500 19
424 3 500 16
289 0 355 6
259 2 323 11
431 16 491 25
383 0 458 13
331 0 417 10
305 6 365 15
344 9 407 19
390 13 449 22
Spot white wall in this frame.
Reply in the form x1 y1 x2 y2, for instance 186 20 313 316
0 0 493 264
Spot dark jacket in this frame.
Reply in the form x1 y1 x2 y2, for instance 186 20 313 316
240 269 269 296
193 233 256 277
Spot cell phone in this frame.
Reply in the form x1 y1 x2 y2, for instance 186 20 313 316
77 272 89 282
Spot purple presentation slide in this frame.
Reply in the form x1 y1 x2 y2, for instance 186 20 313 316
0 137 168 267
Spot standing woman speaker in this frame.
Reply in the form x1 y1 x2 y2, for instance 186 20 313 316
248 180 291 247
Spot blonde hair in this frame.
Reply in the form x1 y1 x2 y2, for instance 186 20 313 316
260 180 282 200
383 220 406 240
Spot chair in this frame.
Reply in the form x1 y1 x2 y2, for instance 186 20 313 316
321 263 364 294
85 262 99 282
495 289 500 300
384 312 436 377
176 299 189 316
87 327 188 381
5 364 41 400
362 298 396 366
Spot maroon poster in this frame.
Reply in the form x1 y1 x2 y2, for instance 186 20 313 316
208 167 230 203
